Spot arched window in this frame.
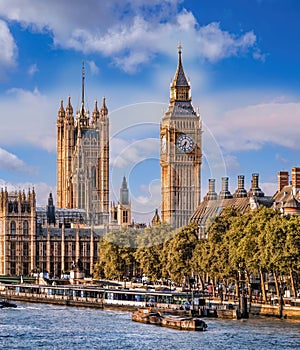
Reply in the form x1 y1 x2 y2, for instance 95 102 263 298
23 221 29 235
92 166 96 188
123 210 128 223
79 152 82 168
10 221 16 234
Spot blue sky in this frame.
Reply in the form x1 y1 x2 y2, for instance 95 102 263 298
0 0 300 222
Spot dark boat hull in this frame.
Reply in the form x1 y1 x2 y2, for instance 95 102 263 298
132 308 207 331
0 300 17 308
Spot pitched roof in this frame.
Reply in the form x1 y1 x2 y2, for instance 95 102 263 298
273 185 300 210
190 195 274 231
190 197 250 227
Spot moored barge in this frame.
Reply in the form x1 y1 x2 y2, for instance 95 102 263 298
132 307 207 331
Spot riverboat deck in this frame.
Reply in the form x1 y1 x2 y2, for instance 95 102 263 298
1 283 300 319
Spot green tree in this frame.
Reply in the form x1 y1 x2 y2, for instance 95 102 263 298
161 223 199 284
283 215 300 296
93 207 300 299
134 223 174 281
93 228 138 280
192 207 241 295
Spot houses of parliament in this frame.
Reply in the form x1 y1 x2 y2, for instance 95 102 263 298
0 61 133 277
1 45 292 278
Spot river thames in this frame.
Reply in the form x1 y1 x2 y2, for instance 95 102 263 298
1 302 299 349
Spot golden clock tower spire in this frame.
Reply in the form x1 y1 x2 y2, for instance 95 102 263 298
170 42 190 103
160 44 202 229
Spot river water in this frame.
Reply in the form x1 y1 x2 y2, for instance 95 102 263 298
1 302 299 349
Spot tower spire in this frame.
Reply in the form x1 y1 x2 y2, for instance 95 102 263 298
57 99 65 121
170 43 190 103
82 60 85 109
120 176 129 205
79 59 86 118
92 99 100 124
172 42 188 88
77 60 89 127
178 41 182 66
100 97 108 118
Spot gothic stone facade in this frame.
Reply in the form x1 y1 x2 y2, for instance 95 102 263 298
0 189 101 277
57 76 109 226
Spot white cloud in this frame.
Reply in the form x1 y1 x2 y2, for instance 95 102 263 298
0 87 56 152
0 1 260 72
0 178 54 206
260 181 277 197
114 49 154 74
223 154 240 175
110 132 160 222
87 60 99 75
110 137 159 168
34 182 56 206
132 179 161 223
253 49 267 62
110 103 163 137
28 63 38 76
196 22 256 61
275 154 289 164
0 147 37 175
212 101 300 152
0 19 17 76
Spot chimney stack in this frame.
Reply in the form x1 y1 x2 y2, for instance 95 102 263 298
249 173 264 197
291 167 300 190
234 175 247 198
278 171 289 192
205 179 217 200
218 177 233 199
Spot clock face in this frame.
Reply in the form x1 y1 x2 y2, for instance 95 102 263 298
177 135 194 153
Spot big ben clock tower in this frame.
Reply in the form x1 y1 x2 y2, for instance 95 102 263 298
160 44 202 229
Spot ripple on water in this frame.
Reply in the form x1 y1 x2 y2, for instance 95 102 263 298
0 303 300 350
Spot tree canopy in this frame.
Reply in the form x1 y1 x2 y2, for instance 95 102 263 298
93 207 300 298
